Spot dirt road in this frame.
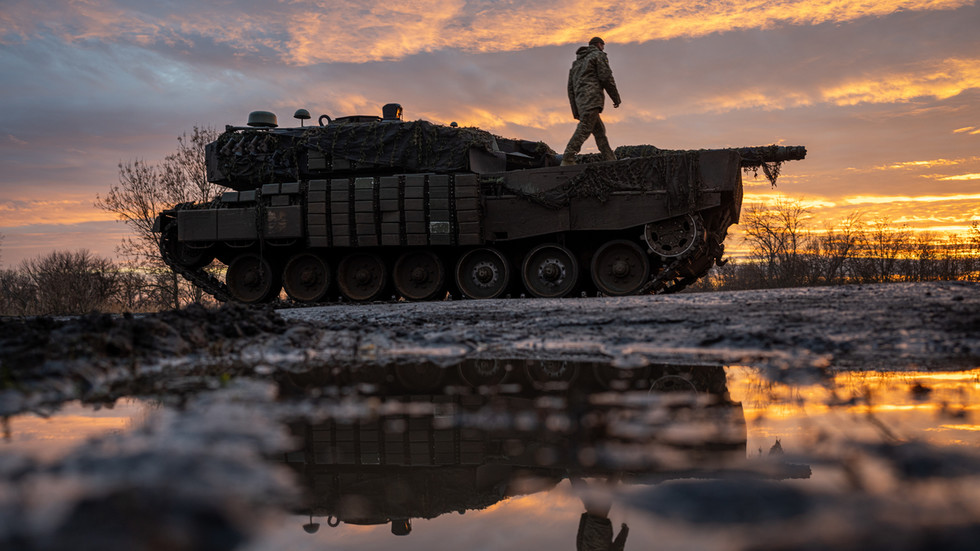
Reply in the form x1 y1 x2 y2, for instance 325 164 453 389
279 281 980 373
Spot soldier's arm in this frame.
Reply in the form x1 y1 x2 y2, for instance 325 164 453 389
567 70 579 119
597 54 622 107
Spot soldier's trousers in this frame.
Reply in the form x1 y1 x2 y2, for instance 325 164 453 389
563 111 616 162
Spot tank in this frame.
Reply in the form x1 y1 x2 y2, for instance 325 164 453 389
153 104 806 303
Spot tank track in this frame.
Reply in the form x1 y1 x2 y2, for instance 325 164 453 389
158 225 233 303
159 222 721 304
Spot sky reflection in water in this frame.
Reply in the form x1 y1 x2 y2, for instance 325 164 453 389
4 364 980 550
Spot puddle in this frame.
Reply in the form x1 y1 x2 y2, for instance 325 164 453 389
4 361 980 550
2 398 152 462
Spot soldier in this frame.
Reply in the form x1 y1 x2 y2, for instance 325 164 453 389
561 36 622 166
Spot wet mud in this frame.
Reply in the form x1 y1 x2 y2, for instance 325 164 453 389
1 281 979 550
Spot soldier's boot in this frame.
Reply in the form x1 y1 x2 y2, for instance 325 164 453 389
563 123 591 166
596 136 617 162
561 143 582 165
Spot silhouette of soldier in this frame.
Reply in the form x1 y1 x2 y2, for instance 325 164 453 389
570 476 629 551
562 37 622 166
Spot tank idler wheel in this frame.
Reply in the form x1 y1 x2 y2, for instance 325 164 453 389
283 252 331 302
393 250 445 301
521 244 579 298
337 252 388 302
455 248 511 300
644 213 701 258
591 239 650 296
226 253 281 304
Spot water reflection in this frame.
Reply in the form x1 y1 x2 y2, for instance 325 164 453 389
277 361 809 541
0 398 149 462
4 364 980 549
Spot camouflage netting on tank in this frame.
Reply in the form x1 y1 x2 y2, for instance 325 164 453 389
496 136 558 156
209 131 293 189
615 144 663 159
614 143 795 187
506 152 703 213
209 120 497 189
300 120 496 170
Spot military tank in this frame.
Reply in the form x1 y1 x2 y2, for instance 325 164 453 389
153 104 806 303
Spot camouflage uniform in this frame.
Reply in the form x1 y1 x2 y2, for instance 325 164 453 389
576 514 629 551
563 43 622 164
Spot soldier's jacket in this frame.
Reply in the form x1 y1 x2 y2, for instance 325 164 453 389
567 45 621 119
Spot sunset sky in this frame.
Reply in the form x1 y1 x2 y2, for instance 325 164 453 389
1 0 978 267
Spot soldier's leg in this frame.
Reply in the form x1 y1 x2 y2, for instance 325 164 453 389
592 115 616 161
562 111 601 165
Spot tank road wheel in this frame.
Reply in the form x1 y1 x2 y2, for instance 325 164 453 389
226 253 281 304
393 250 445 301
521 244 579 298
283 253 331 303
337 252 388 302
591 239 650 296
459 359 508 387
526 359 577 388
455 248 511 299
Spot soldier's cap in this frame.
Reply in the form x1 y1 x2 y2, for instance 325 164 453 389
589 36 605 46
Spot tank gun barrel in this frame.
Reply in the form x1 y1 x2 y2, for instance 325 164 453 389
736 145 806 168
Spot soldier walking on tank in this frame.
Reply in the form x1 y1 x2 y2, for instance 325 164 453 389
561 36 621 166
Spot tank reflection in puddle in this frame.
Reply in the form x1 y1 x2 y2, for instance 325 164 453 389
277 360 808 538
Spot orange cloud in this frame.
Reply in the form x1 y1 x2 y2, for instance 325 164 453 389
843 193 980 205
884 159 963 170
11 0 973 65
940 173 980 181
821 58 980 106
0 197 116 226
679 56 980 114
849 156 980 173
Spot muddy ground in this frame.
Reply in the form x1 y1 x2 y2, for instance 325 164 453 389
1 281 979 551
2 281 979 415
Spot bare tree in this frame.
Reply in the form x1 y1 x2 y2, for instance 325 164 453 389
21 250 119 315
740 198 811 286
970 222 980 281
809 211 863 285
855 218 911 283
0 268 34 316
161 128 225 204
95 127 222 310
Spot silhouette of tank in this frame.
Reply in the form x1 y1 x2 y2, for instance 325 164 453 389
153 104 806 303
279 360 809 536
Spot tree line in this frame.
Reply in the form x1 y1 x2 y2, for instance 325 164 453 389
0 248 187 316
689 199 980 292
